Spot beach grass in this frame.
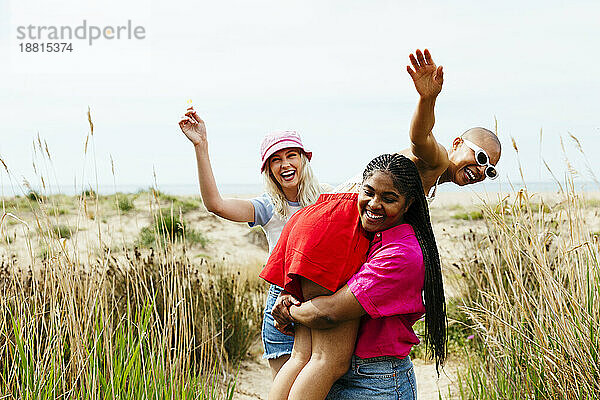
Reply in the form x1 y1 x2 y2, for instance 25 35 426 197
137 208 208 248
0 188 263 398
0 114 265 398
115 194 135 212
455 183 600 399
0 244 261 398
452 210 484 221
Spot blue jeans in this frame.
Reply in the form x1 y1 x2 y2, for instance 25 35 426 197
326 355 417 400
262 285 294 359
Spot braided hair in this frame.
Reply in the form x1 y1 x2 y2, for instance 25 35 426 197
363 153 447 369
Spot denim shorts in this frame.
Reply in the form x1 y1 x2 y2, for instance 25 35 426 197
326 355 417 400
262 284 294 359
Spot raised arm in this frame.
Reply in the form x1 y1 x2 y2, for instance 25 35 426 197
407 49 446 168
178 107 255 222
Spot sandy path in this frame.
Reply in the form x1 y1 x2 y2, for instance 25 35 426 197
234 355 458 399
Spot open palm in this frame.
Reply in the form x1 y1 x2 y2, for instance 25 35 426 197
407 49 444 99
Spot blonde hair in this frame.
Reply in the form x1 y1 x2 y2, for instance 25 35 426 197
262 152 321 219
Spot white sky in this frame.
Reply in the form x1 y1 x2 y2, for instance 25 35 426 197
1 0 599 193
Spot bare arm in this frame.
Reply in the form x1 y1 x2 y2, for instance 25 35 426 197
407 49 446 168
289 285 366 329
179 108 255 222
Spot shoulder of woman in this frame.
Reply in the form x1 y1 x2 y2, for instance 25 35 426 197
319 182 335 193
251 192 273 204
331 173 362 194
375 236 422 260
248 193 275 226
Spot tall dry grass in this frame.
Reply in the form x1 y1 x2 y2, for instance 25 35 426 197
0 110 265 398
456 178 600 399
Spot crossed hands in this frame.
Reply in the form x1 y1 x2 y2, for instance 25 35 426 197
271 291 302 337
407 48 444 99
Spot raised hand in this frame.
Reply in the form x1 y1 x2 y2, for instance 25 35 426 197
178 107 207 147
407 49 444 99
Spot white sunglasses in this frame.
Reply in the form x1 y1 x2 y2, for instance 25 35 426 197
462 139 498 180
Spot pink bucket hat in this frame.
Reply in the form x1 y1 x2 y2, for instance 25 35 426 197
260 130 312 172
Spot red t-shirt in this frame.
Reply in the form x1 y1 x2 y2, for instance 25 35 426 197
260 193 371 300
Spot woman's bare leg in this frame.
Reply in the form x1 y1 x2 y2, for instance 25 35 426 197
268 278 333 399
267 324 311 399
288 279 360 400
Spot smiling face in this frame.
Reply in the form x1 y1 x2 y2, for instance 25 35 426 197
268 147 302 192
358 171 411 232
447 129 501 186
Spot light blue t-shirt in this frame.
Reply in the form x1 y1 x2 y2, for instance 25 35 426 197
248 193 302 253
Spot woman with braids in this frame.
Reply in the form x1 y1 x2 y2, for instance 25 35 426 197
260 153 446 400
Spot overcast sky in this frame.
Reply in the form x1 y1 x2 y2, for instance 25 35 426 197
1 0 599 194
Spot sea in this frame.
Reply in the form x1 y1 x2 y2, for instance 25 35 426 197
1 181 599 197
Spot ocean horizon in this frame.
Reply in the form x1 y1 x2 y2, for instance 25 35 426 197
1 180 598 197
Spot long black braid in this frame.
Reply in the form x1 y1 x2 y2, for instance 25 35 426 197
363 153 447 370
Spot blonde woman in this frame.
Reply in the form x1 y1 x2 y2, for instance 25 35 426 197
178 107 323 377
